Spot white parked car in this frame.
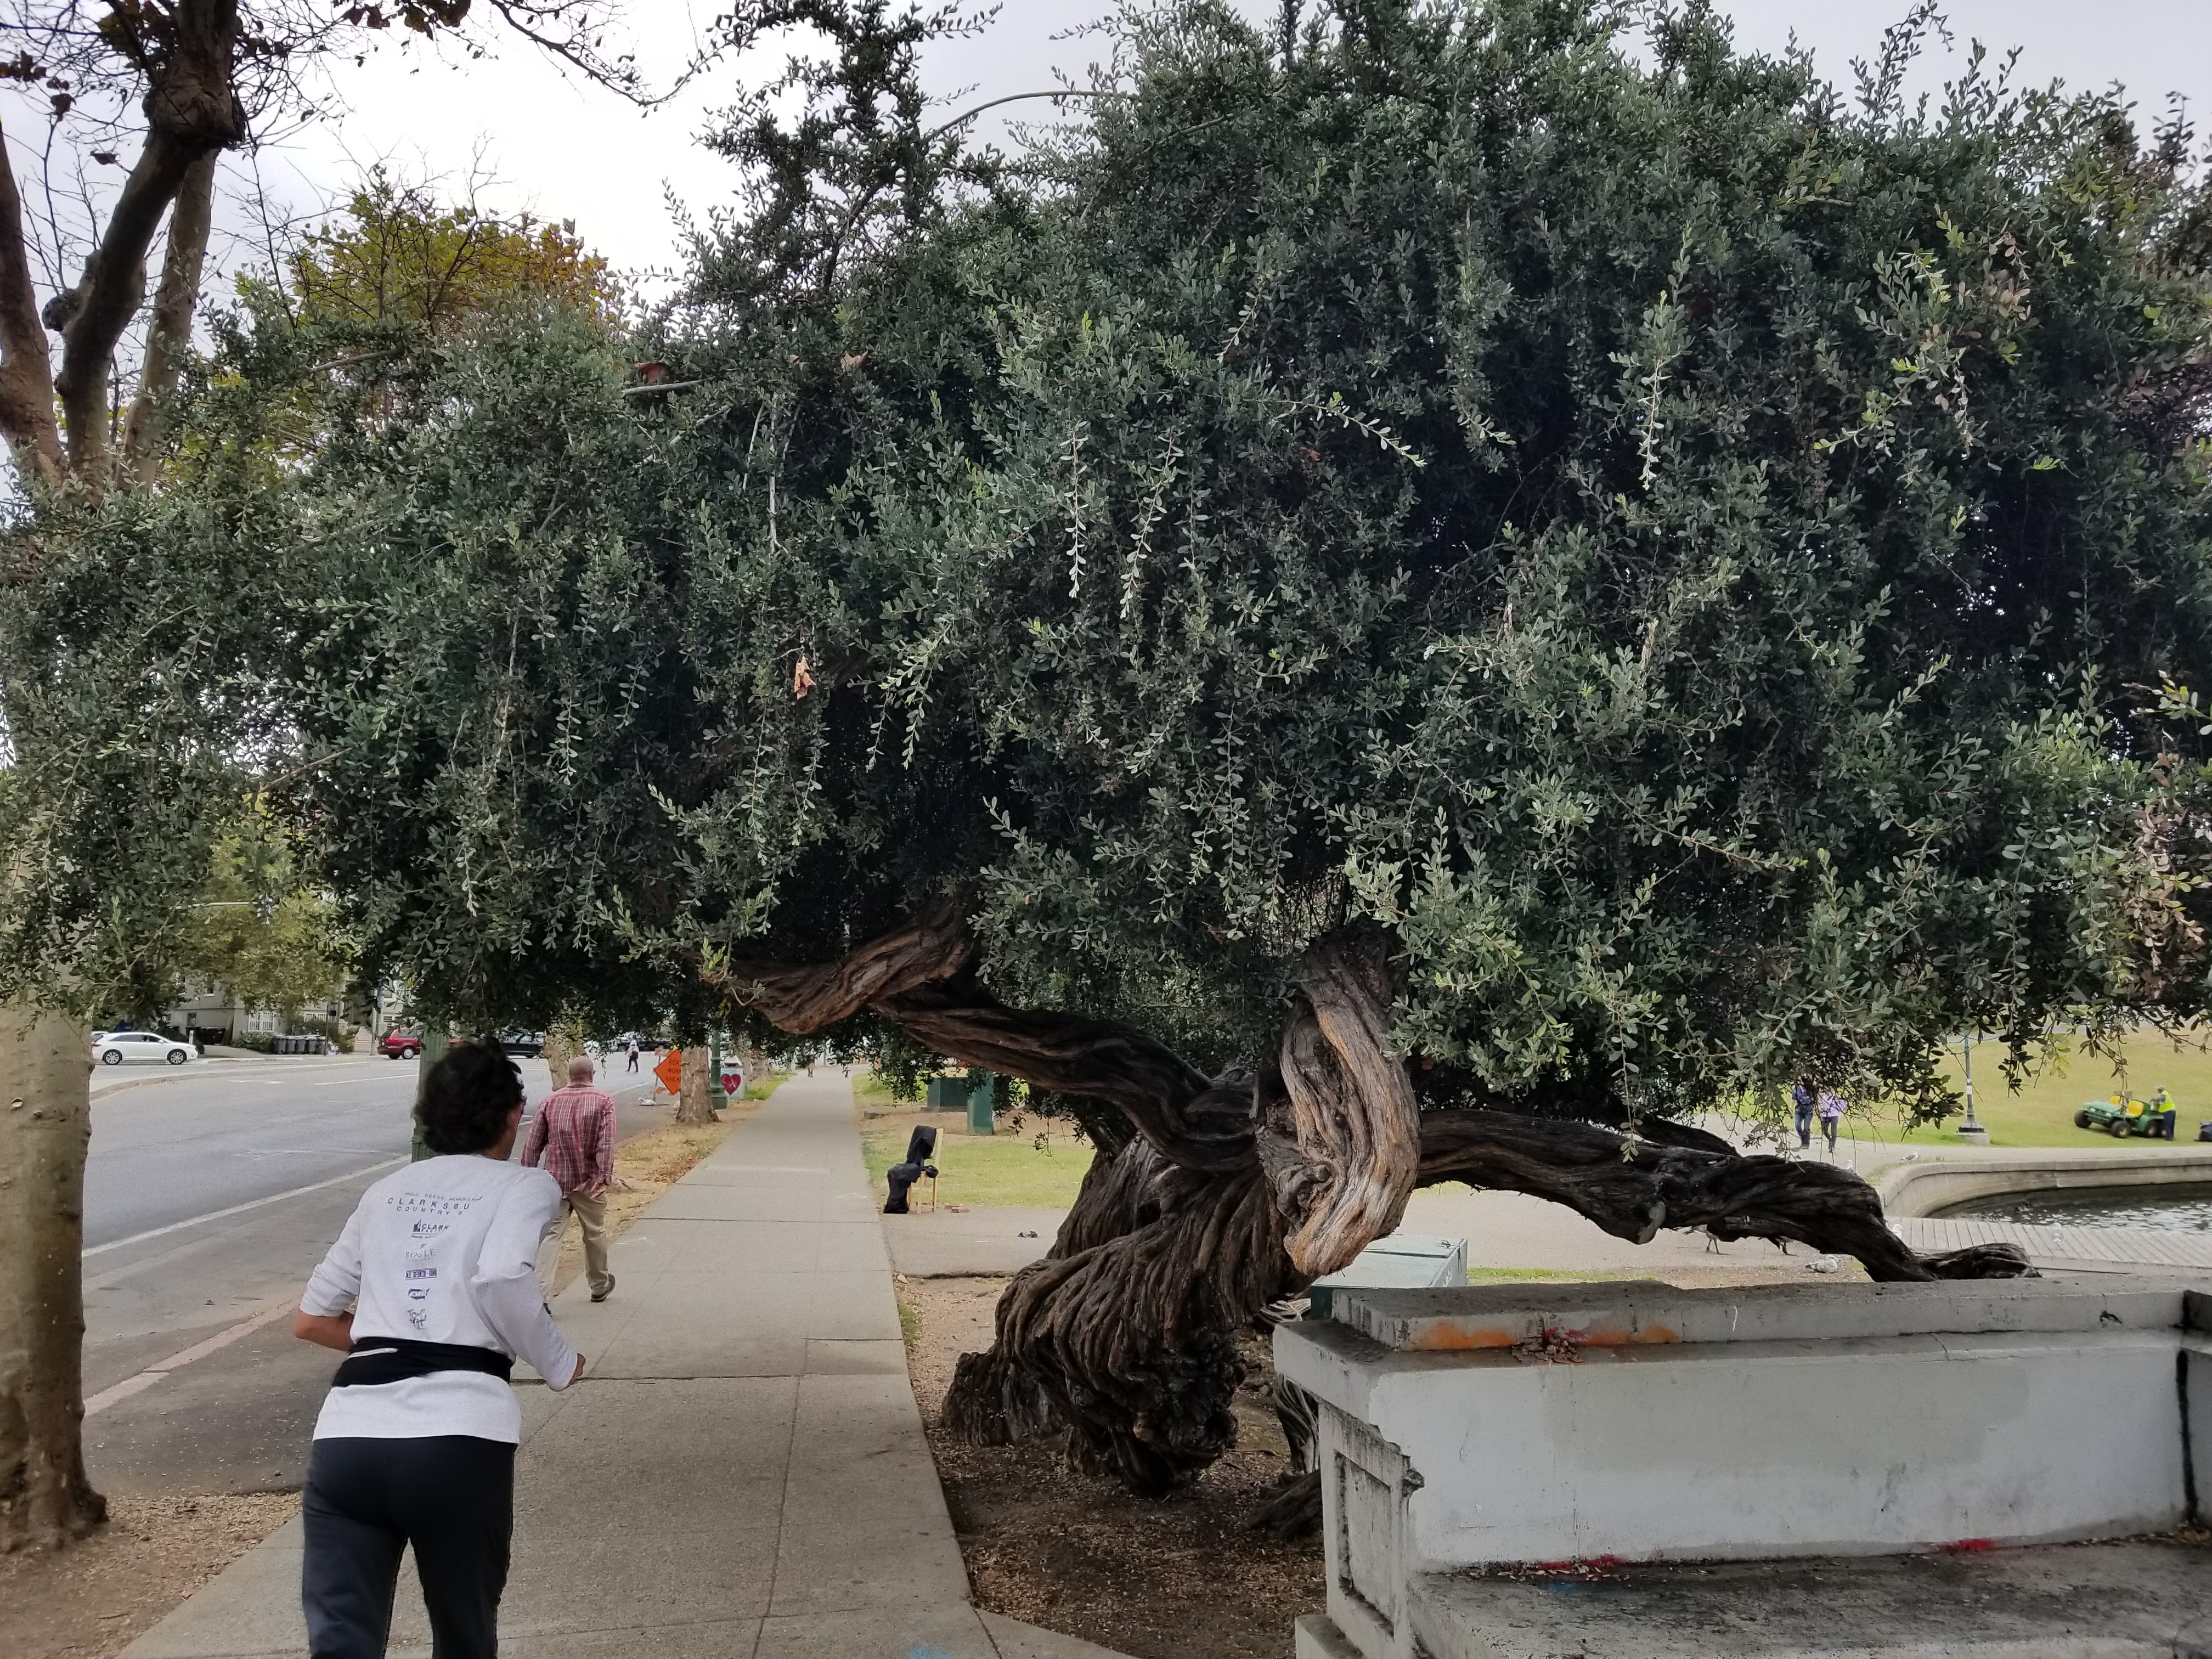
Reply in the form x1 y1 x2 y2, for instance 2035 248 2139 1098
93 1031 195 1066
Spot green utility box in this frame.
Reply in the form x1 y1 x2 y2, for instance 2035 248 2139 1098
926 1075 966 1109
967 1074 997 1136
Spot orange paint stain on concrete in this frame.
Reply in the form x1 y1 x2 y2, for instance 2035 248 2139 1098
1402 1324 1521 1350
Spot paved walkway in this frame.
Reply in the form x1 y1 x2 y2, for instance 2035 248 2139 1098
120 1071 1127 1659
1893 1214 2212 1272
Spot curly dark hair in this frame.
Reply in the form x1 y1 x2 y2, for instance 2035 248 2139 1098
415 1039 525 1155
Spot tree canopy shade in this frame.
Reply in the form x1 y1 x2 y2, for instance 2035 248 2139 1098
38 0 2212 1498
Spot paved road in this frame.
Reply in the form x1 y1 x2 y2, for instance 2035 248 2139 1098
79 1054 670 1499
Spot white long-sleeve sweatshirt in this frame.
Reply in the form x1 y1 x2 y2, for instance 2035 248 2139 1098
301 1154 580 1443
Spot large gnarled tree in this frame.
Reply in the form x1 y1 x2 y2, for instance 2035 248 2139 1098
41 0 2212 1513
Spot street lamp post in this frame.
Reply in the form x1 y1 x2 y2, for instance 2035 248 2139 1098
1958 1031 1989 1144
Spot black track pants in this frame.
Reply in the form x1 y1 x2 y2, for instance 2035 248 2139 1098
302 1435 515 1659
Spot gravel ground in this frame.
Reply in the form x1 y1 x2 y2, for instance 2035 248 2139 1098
902 1274 1323 1659
0 1492 300 1659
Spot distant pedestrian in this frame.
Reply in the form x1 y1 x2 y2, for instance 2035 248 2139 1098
1791 1082 1815 1149
624 1036 639 1074
521 1055 618 1303
293 1038 585 1659
1817 1088 1846 1153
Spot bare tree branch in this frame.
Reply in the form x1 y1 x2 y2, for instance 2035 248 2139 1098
50 0 244 477
122 150 215 482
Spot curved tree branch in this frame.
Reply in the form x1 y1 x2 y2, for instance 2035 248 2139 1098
704 895 974 1032
122 151 216 483
1415 1109 2030 1282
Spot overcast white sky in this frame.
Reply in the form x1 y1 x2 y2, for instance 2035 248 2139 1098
205 1 2205 291
5 2 2211 306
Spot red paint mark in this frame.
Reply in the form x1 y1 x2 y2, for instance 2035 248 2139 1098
1528 1554 1628 1578
1943 1538 1997 1553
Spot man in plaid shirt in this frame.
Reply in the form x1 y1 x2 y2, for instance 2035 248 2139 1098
521 1054 618 1302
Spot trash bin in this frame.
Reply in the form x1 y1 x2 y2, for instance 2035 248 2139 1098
967 1074 997 1136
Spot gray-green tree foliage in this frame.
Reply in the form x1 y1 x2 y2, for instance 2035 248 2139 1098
128 0 2212 1113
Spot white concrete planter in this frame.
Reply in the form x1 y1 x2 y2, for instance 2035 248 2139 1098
1277 1280 2212 1659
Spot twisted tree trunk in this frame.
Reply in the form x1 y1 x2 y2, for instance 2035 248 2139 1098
709 905 2030 1494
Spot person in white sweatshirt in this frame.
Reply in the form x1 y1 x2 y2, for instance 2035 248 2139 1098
293 1038 587 1659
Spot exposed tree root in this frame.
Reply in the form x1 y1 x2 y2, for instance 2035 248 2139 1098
1248 1469 1324 1542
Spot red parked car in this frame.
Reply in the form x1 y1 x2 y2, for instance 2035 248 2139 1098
380 1029 424 1060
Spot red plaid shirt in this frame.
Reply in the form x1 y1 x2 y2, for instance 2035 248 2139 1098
520 1086 616 1194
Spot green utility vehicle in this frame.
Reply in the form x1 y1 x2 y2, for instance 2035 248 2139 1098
2074 1088 2180 1139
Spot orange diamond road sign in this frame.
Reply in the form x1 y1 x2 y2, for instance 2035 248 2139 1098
653 1048 682 1097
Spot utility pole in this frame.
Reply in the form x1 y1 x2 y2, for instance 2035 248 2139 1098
411 1030 450 1161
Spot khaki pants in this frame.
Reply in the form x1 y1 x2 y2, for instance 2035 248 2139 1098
538 1189 612 1298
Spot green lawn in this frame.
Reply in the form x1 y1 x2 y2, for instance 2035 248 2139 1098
859 1105 1095 1209
1878 1029 2212 1148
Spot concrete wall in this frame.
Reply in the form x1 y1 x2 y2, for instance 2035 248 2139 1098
1277 1282 2211 1659
1875 1146 2212 1218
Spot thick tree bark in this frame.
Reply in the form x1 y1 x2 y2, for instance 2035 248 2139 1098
121 153 218 483
1254 930 1422 1276
710 898 975 1032
0 124 64 488
673 1044 715 1125
714 905 2030 1494
940 1132 1299 1493
0 1002 103 1551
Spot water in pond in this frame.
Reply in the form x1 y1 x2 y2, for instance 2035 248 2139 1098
1937 1183 2212 1231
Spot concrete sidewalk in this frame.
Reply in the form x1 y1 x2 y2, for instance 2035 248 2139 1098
120 1070 1126 1659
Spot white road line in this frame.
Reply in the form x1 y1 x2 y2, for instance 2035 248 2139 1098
82 1158 407 1260
84 1301 296 1416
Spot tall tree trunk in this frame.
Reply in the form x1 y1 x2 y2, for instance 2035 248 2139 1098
673 1044 715 1125
0 1002 104 1551
709 905 2031 1494
122 153 217 484
0 126 64 487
